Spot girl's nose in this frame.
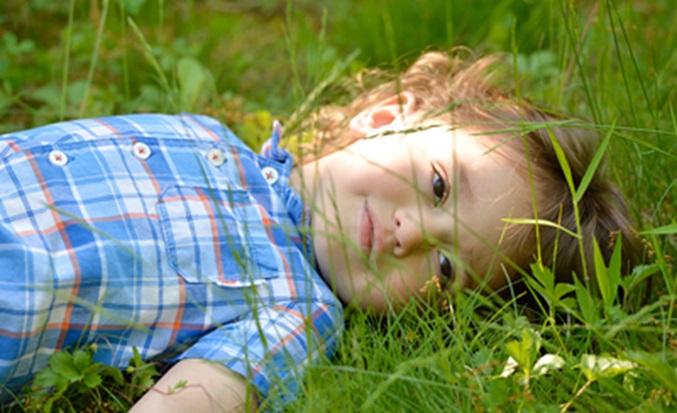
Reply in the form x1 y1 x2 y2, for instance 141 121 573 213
392 208 434 257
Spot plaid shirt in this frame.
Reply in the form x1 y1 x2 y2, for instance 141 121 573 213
0 114 343 407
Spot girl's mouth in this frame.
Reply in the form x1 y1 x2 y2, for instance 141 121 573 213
360 201 382 258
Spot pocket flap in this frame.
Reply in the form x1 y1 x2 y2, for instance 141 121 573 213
158 185 280 286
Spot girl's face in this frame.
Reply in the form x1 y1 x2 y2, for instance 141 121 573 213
293 95 531 313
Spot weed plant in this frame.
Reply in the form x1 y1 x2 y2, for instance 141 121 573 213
0 0 675 412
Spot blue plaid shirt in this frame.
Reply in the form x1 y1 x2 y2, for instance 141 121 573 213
0 114 343 407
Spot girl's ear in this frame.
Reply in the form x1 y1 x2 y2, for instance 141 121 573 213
349 91 418 137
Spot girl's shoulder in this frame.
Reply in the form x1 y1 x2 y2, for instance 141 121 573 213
0 113 247 155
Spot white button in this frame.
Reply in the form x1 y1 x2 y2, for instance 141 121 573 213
261 166 279 184
49 150 68 166
132 142 151 160
207 148 225 166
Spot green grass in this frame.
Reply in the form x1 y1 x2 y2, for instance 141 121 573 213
1 0 676 412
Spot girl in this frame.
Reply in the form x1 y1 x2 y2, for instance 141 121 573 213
0 50 641 411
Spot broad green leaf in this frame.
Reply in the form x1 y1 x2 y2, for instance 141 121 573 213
521 327 540 358
530 263 555 294
67 80 88 106
30 84 60 107
83 369 102 389
72 349 93 372
133 346 143 367
505 340 527 367
44 398 54 413
525 274 546 299
177 57 206 111
471 347 494 368
560 296 577 309
607 236 623 297
135 371 156 391
49 352 81 382
101 365 125 385
607 304 628 322
555 283 576 299
33 368 63 389
574 276 598 325
593 239 613 310
621 263 661 292
505 329 541 373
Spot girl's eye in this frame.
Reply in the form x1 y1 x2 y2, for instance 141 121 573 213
439 253 454 284
432 168 448 206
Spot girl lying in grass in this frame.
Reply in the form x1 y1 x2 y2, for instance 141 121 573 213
0 50 641 411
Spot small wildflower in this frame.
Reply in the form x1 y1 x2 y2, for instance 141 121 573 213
500 357 519 378
532 354 565 376
420 275 443 293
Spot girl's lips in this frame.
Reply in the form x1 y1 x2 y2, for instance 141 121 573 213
360 201 382 257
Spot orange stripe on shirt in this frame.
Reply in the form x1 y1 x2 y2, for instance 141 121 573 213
274 304 324 349
251 303 326 378
92 121 163 203
168 274 187 345
88 127 187 344
256 204 296 297
7 140 20 152
195 187 227 284
251 319 307 377
228 145 248 189
25 151 81 350
93 118 124 137
183 114 221 142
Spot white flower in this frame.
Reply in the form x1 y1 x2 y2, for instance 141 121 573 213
533 354 565 377
500 356 519 378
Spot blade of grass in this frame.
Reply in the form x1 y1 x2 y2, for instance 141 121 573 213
79 0 110 118
127 16 177 110
640 223 677 236
59 0 76 120
558 0 600 124
604 0 637 127
511 22 544 266
546 125 588 281
609 0 660 131
502 218 582 240
119 0 131 107
283 0 303 102
575 119 615 203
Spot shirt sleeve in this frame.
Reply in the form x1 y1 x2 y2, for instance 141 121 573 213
174 297 343 410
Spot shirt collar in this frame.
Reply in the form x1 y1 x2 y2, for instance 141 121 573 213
260 121 313 231
261 120 287 162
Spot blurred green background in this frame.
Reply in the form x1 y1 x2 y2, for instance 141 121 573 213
1 1 673 128
0 1 675 411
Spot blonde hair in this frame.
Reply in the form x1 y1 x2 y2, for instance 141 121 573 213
294 49 642 295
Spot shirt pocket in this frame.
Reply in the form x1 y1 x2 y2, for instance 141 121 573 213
158 185 280 287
